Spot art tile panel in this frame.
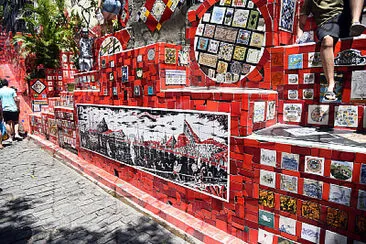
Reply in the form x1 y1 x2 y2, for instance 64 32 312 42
77 105 230 201
259 189 275 208
307 105 329 125
280 195 297 214
329 184 351 206
301 201 320 221
301 223 320 243
330 160 353 181
326 207 348 229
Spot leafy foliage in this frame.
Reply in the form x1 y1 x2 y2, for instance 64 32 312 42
13 0 82 76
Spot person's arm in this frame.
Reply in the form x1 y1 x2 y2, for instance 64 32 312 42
97 0 102 9
12 90 20 111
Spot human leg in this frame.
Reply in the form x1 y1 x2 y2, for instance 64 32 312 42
349 0 366 36
320 36 336 93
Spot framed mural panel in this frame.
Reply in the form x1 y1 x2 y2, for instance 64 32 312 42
77 104 230 201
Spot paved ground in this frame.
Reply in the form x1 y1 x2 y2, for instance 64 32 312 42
0 139 194 244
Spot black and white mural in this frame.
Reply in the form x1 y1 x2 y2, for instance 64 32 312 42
77 104 230 201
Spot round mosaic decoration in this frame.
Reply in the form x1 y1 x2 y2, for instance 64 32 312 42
194 0 266 83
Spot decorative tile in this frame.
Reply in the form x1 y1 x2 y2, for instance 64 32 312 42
279 216 296 235
196 24 205 36
351 70 366 99
134 85 141 96
249 32 264 48
326 207 348 229
303 89 314 100
216 61 228 74
258 189 275 208
358 190 366 211
258 229 274 244
258 210 274 228
281 152 299 171
121 66 128 82
330 160 353 181
31 80 46 94
230 61 242 75
278 237 295 244
253 101 265 123
165 48 177 64
283 103 302 122
325 230 347 244
202 13 211 22
147 86 154 95
356 215 366 233
165 70 186 85
288 54 303 69
246 48 261 63
360 164 366 184
308 52 322 67
207 39 220 54
233 46 247 61
232 9 249 28
109 72 115 81
301 223 320 244
280 174 298 193
304 156 324 176
288 90 298 100
260 169 276 188
151 0 166 22
247 10 259 30
307 105 329 125
288 74 298 84
203 24 216 38
214 26 238 43
223 8 234 25
279 0 296 32
329 184 351 206
218 42 234 61
267 101 276 120
136 68 143 79
260 149 276 167
198 53 218 68
280 195 297 214
303 73 315 84
197 37 209 51
210 6 226 24
334 105 358 128
303 179 323 199
231 0 247 7
334 49 366 66
301 201 320 221
236 29 251 45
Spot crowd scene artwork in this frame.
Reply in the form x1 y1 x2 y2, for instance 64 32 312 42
77 104 230 201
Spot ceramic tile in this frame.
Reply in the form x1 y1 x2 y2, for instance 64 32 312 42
326 207 348 229
325 230 347 244
288 54 303 70
304 156 324 176
280 174 298 193
279 0 296 32
358 190 366 211
253 101 265 123
258 189 275 208
330 160 353 181
301 223 320 243
260 169 276 188
351 70 366 99
280 195 297 214
283 103 302 123
281 152 299 171
266 101 276 120
301 201 320 221
258 210 274 228
260 148 276 167
303 178 323 199
329 184 351 206
335 105 358 128
279 215 296 235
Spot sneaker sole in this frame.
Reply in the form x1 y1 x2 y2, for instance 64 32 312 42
350 24 366 36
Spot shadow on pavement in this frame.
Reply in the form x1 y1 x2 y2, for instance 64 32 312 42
0 196 182 244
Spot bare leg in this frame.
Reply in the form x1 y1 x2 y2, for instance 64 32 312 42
14 123 20 138
0 131 3 149
5 121 14 141
349 0 366 36
320 36 336 93
349 0 363 23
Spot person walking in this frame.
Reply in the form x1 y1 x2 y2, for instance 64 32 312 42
97 0 124 35
297 0 366 102
0 79 22 142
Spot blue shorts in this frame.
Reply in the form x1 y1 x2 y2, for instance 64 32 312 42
103 0 122 15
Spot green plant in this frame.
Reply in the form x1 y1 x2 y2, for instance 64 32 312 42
13 0 82 77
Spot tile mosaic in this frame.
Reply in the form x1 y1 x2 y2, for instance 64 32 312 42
165 48 177 64
136 68 143 79
307 105 329 125
308 52 322 67
253 101 266 123
319 73 343 103
196 24 205 36
258 209 274 228
281 152 299 171
351 70 366 99
304 156 324 176
301 201 320 221
258 189 275 208
326 207 348 229
249 32 264 48
230 61 242 74
330 160 353 181
283 103 302 123
210 6 226 24
197 37 209 51
217 61 228 73
247 10 259 30
198 53 218 68
207 39 220 54
236 29 251 45
303 73 315 84
303 89 314 100
287 90 298 100
288 74 298 84
280 195 297 214
232 9 249 28
266 101 276 120
223 8 234 25
301 223 320 244
280 174 298 193
360 164 366 184
356 215 366 233
325 230 347 244
151 0 166 22
246 48 261 63
279 216 296 235
303 179 323 199
260 169 276 188
334 105 358 128
214 26 238 43
165 70 186 85
329 184 351 206
203 24 216 38
358 189 366 211
258 228 274 244
279 0 296 32
218 42 235 61
278 237 295 244
288 54 303 70
260 149 276 167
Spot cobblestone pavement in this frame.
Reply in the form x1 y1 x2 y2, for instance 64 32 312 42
0 139 194 244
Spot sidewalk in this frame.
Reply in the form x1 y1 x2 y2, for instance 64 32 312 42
0 139 196 243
